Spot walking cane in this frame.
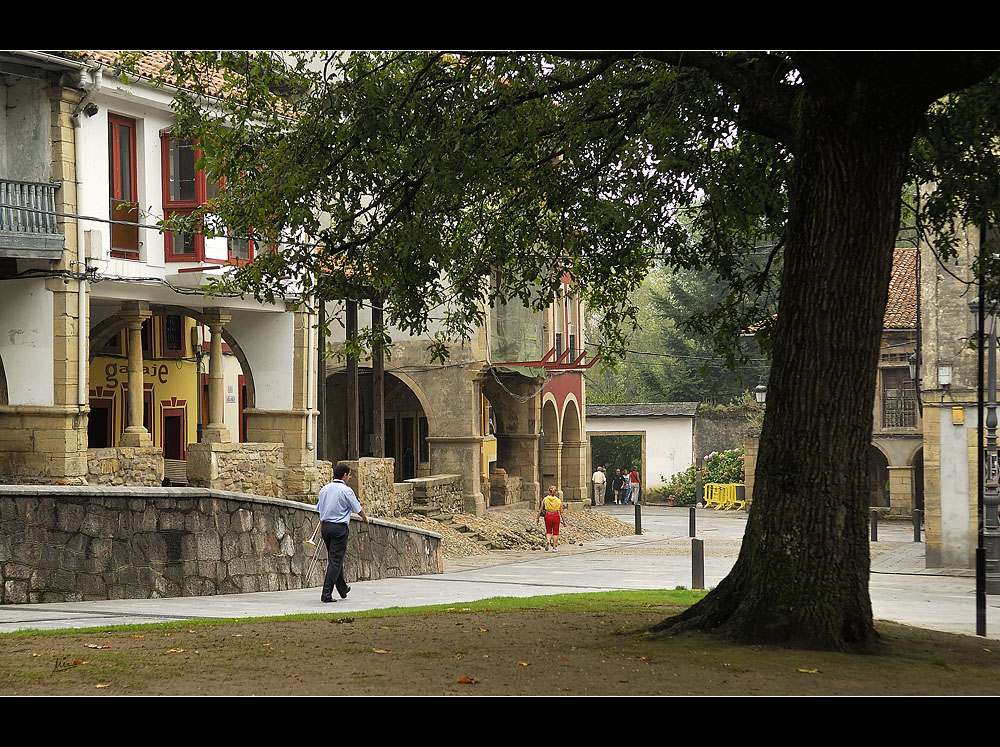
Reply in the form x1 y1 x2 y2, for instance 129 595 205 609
304 521 321 548
303 521 323 584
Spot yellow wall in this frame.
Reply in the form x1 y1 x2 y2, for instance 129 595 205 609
88 317 200 453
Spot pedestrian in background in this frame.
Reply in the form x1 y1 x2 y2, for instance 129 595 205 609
537 485 566 551
592 466 606 506
621 467 632 504
611 469 625 505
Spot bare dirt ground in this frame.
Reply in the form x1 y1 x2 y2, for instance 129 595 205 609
394 507 635 557
4 606 1000 696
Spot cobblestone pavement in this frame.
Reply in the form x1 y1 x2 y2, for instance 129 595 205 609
3 505 999 639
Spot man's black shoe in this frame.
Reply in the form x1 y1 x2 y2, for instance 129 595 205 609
339 585 351 599
321 595 335 603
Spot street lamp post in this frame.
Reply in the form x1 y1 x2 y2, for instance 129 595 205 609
971 297 1000 601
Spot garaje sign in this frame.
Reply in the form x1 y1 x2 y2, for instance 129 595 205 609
103 362 170 386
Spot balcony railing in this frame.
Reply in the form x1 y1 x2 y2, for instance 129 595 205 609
0 179 64 259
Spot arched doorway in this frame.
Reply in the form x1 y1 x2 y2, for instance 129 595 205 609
868 444 890 507
561 398 585 501
540 398 560 496
325 368 430 482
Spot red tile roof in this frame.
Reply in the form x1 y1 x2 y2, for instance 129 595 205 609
885 247 917 329
79 51 230 98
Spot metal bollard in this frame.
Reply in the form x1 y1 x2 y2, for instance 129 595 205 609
870 509 878 542
634 503 642 535
689 506 696 537
913 509 923 542
692 537 705 590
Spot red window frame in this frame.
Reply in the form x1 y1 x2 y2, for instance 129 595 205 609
161 131 207 262
109 114 140 260
160 130 259 265
227 233 255 265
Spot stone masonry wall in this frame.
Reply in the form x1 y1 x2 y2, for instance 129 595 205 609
0 405 88 484
488 468 522 507
408 474 463 513
693 410 752 464
186 442 284 499
0 485 442 604
339 458 414 517
87 447 164 487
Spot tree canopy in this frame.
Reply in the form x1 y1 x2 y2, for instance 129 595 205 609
120 51 791 362
119 51 1000 651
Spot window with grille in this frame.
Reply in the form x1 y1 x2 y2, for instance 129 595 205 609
881 367 917 428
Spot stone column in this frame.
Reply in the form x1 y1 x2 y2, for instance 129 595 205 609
506 432 541 504
743 436 759 504
541 440 562 499
888 465 915 515
561 439 587 502
426 435 486 514
202 311 232 444
119 305 152 447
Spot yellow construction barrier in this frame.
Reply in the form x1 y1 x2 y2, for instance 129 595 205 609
703 483 746 511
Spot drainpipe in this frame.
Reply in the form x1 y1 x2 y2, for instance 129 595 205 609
306 304 315 452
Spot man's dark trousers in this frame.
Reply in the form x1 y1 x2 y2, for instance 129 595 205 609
321 521 350 599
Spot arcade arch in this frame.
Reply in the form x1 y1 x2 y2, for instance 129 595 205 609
540 397 560 491
561 398 585 501
480 369 543 506
325 367 431 482
868 443 890 507
87 307 250 458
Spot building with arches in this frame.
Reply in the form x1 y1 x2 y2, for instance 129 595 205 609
0 52 324 499
323 274 591 515
0 51 592 515
870 247 922 514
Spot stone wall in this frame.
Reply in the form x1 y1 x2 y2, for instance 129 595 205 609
0 405 88 484
339 458 413 517
87 447 164 487
408 474 463 513
186 442 284 499
489 468 523 507
393 481 415 510
0 485 442 604
693 408 754 463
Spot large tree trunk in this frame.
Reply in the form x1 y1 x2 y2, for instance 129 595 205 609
655 88 921 652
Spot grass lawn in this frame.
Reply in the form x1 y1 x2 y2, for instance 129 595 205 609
2 590 998 695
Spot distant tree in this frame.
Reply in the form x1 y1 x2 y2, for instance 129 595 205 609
587 264 769 404
590 435 642 474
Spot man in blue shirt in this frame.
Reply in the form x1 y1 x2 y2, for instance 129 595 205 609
317 463 370 603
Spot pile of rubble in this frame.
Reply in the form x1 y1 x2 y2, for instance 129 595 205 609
393 507 635 558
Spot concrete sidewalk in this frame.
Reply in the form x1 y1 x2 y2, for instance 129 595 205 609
3 505 999 639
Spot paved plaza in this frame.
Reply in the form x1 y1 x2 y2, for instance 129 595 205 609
2 505 998 639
